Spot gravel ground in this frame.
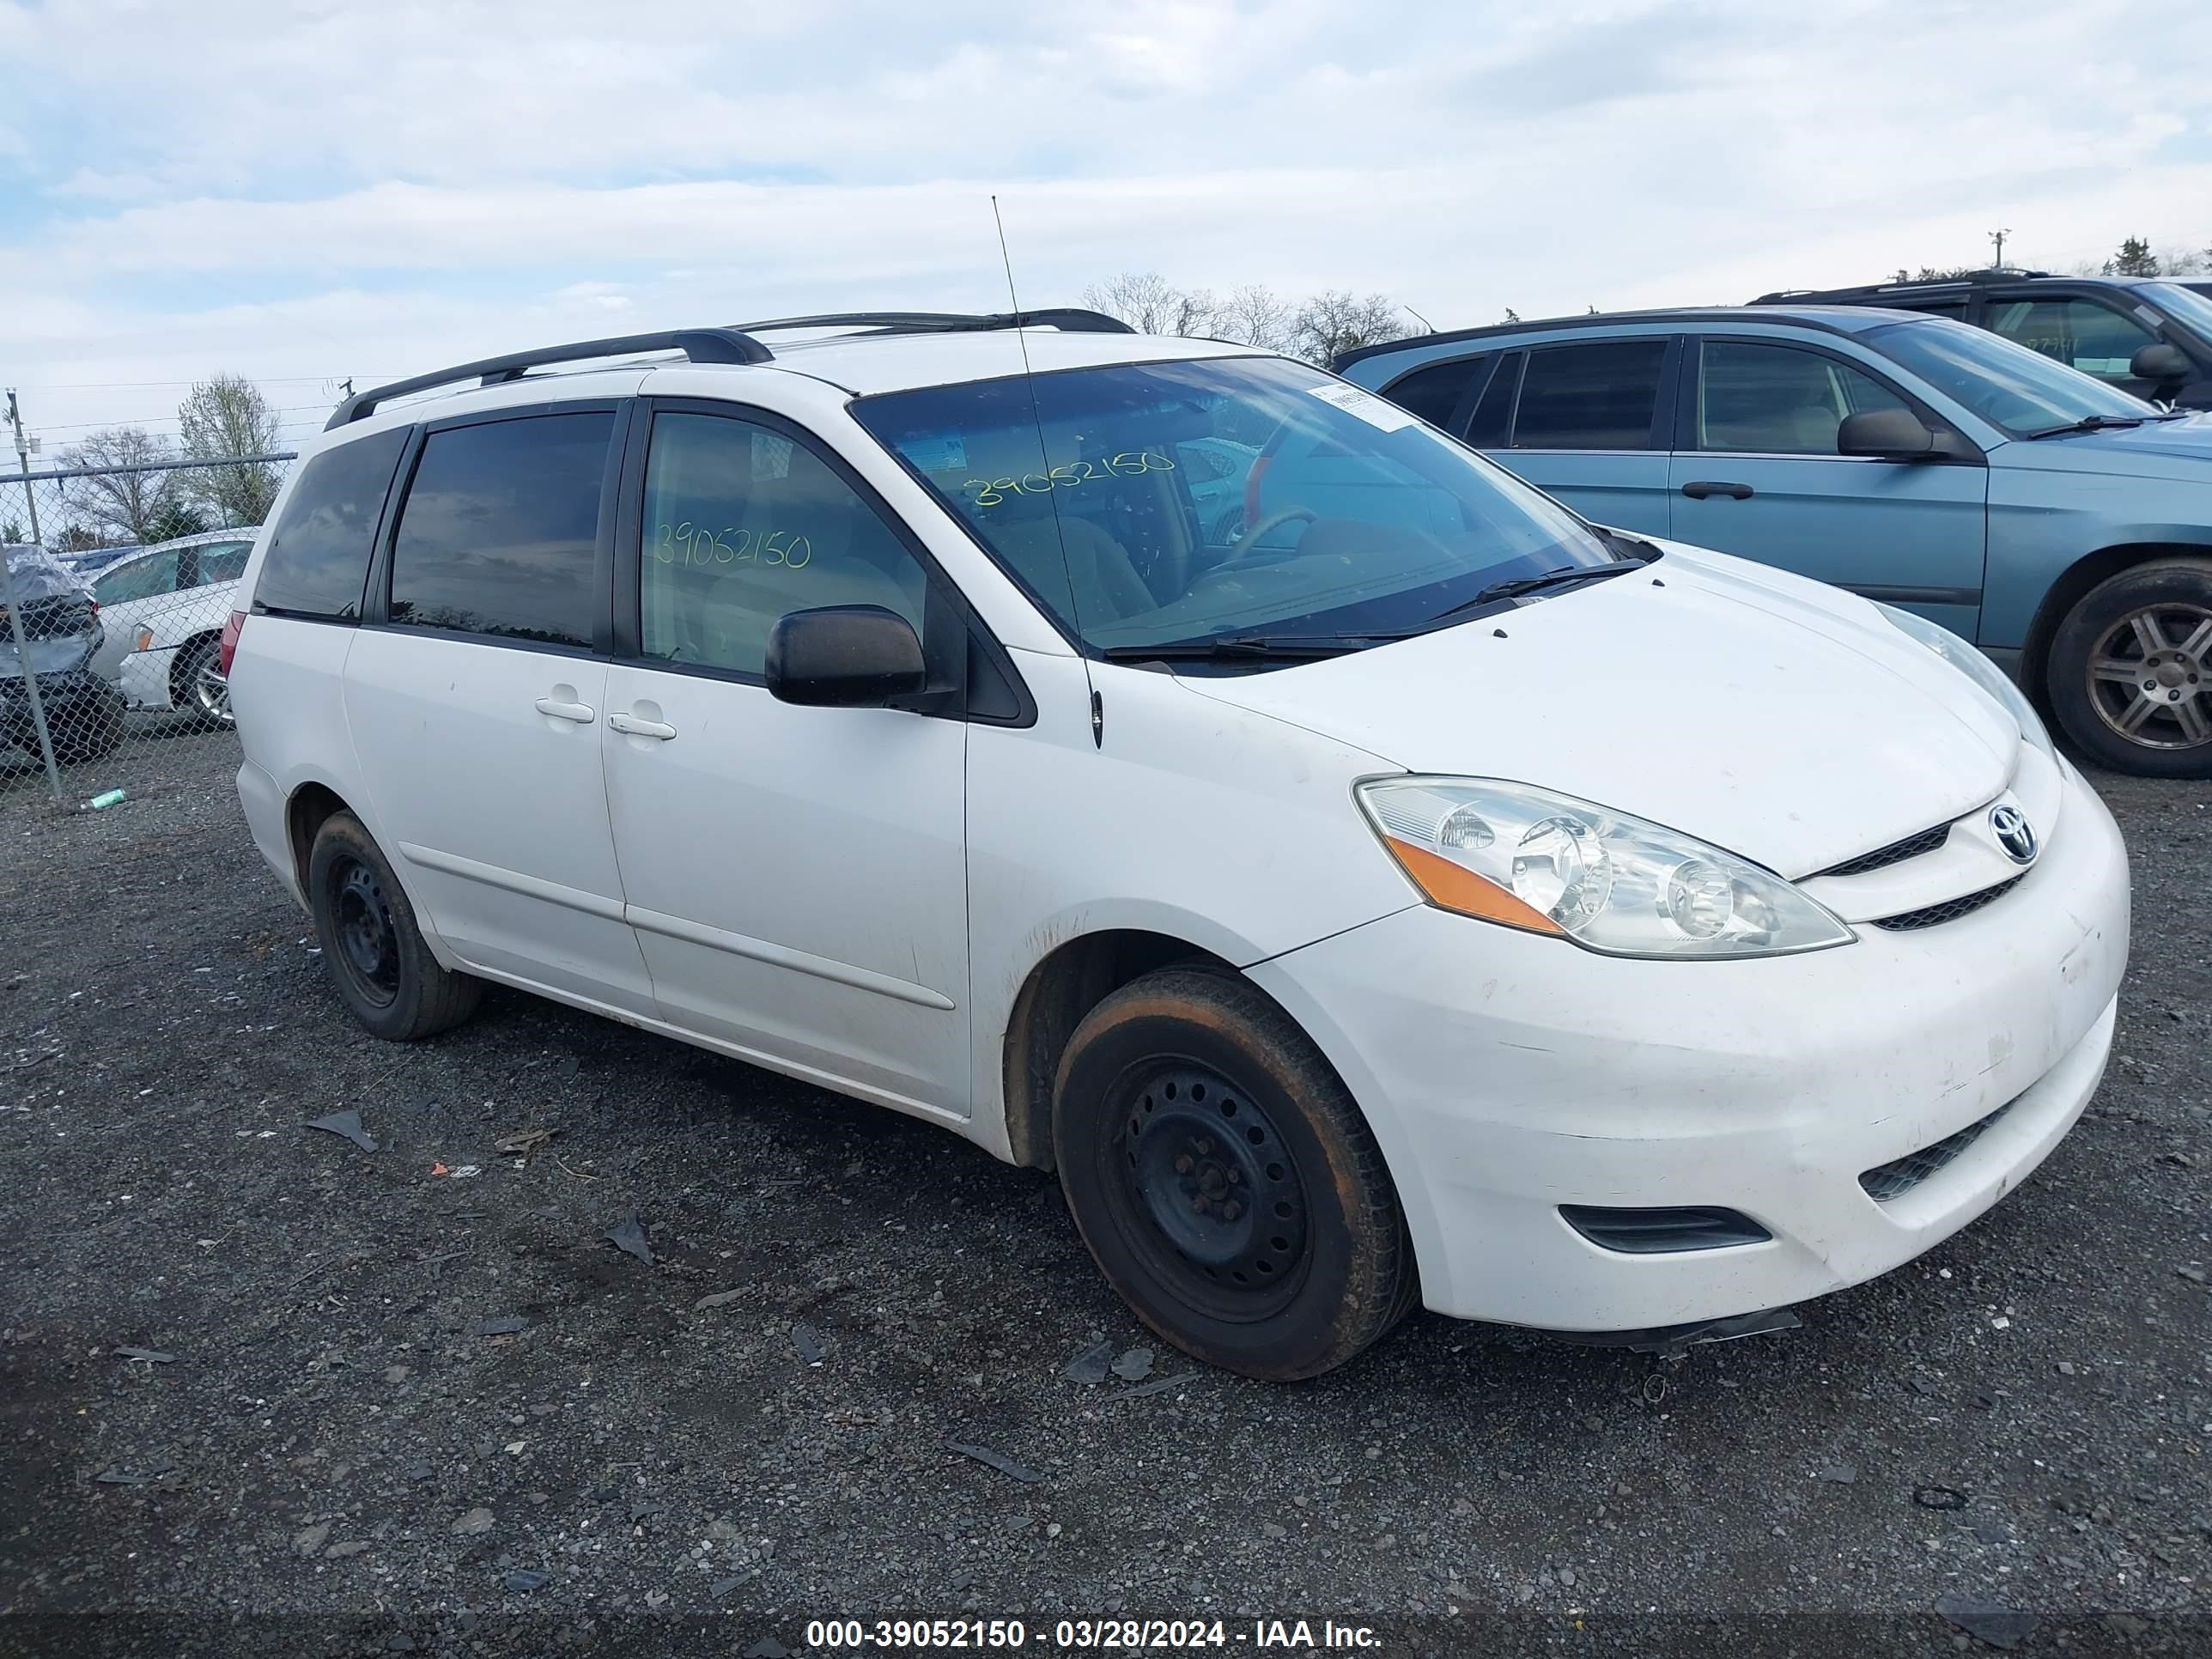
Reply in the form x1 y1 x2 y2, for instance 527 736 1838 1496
0 728 2206 1658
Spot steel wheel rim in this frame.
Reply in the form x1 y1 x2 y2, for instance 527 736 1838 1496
2085 601 2212 750
1109 1061 1311 1322
331 858 400 1007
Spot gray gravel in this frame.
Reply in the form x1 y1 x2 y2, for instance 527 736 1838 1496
1 731 2206 1656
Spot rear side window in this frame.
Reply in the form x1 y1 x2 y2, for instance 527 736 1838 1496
1379 356 1486 428
1511 339 1667 450
387 413 612 648
1464 354 1521 448
254 428 410 619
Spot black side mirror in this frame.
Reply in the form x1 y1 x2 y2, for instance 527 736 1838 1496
2130 342 2191 385
765 605 927 708
1838 407 1939 459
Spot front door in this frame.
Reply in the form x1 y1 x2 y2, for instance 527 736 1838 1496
1980 288 2173 402
1482 336 1676 537
1668 337 1990 640
599 404 972 1117
341 407 656 1017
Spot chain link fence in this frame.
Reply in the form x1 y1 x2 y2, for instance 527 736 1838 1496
1 451 295 805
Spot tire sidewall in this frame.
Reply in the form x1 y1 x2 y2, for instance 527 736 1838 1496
2048 560 2212 779
307 816 438 1040
1054 977 1385 1380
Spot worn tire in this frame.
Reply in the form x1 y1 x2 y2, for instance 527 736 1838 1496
1053 967 1415 1380
307 811 481 1041
2046 556 2212 778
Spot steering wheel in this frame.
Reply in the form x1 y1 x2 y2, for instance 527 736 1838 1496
1224 505 1316 562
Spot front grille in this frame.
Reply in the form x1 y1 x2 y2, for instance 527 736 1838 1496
1814 822 1952 879
1559 1205 1772 1254
1858 1100 2016 1201
1870 875 2024 932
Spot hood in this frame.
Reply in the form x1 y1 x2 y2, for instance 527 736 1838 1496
1171 545 2021 879
1996 410 2212 475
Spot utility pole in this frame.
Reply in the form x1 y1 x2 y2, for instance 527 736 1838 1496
1 389 65 803
1989 228 2012 270
6 390 43 546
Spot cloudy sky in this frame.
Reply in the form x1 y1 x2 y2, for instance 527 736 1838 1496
2 0 2209 453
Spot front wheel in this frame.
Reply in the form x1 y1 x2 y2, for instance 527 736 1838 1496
307 811 482 1041
174 635 234 728
1053 968 1416 1380
2046 557 2212 777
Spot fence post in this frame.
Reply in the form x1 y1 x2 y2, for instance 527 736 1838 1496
0 550 67 805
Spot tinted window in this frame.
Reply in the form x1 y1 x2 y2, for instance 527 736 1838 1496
254 428 409 619
1984 297 2155 381
1696 341 1913 453
1464 353 1521 447
388 413 611 647
94 549 180 605
1379 356 1486 428
1865 317 2154 436
641 412 930 678
1512 340 1666 449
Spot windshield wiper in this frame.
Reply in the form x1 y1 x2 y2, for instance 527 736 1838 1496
2023 413 2152 440
1423 556 1651 624
1100 633 1398 662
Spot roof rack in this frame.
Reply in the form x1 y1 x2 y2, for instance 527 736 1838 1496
729 308 1135 337
1750 268 2052 305
326 328 771 428
325 309 1138 429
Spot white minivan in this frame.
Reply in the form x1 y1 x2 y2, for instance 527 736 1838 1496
226 312 2130 1379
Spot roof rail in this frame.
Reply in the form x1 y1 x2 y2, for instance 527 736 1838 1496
729 308 1135 337
1751 267 2055 305
325 327 772 428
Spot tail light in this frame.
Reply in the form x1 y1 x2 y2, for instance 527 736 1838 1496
87 598 100 617
219 608 246 677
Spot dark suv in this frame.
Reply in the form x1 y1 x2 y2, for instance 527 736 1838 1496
1752 270 2212 410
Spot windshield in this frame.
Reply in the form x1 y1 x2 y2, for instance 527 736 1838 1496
851 355 1614 655
1864 316 2156 436
2146 281 2212 343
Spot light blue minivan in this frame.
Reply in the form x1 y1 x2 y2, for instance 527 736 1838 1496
1336 307 2212 777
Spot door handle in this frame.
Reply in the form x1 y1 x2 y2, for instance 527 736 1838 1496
1680 481 1754 501
533 696 596 724
609 710 678 740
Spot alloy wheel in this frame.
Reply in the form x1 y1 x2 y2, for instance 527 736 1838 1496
2084 602 2212 750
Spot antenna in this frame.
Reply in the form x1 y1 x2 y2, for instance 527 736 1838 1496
992 195 1103 748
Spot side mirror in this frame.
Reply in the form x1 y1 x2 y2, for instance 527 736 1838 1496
2130 342 2191 385
765 605 927 708
1838 407 1939 459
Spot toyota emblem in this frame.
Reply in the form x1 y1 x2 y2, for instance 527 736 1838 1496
1990 804 2037 864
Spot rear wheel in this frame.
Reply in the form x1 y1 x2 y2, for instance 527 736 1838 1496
46 693 125 763
173 635 233 728
307 811 481 1040
1053 967 1415 1380
2047 557 2212 777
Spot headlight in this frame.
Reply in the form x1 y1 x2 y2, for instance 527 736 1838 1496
1357 777 1856 960
1875 602 2053 760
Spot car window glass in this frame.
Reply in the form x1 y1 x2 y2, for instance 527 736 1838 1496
195 543 252 586
640 412 930 678
94 549 181 605
1984 297 2156 380
388 412 611 647
1866 316 2153 435
1697 341 1912 453
1511 340 1666 450
255 427 411 618
1463 353 1520 448
1379 356 1486 429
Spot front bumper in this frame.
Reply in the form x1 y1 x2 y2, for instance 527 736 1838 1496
1248 763 2130 1332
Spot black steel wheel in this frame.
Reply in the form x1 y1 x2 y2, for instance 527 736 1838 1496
1054 967 1415 1380
307 811 482 1041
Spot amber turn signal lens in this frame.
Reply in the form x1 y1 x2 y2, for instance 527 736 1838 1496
1382 836 1564 935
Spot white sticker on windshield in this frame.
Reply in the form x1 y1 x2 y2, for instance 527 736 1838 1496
1307 382 1419 432
901 431 969 472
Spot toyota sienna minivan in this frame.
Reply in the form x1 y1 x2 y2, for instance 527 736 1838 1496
225 311 2130 1379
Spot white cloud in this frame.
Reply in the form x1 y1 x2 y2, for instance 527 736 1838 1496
1 0 2209 440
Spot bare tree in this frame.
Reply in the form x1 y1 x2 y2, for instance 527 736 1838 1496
1082 271 1222 337
1216 284 1294 351
2157 245 2208 276
177 374 283 526
58 426 181 545
1290 291 1415 362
